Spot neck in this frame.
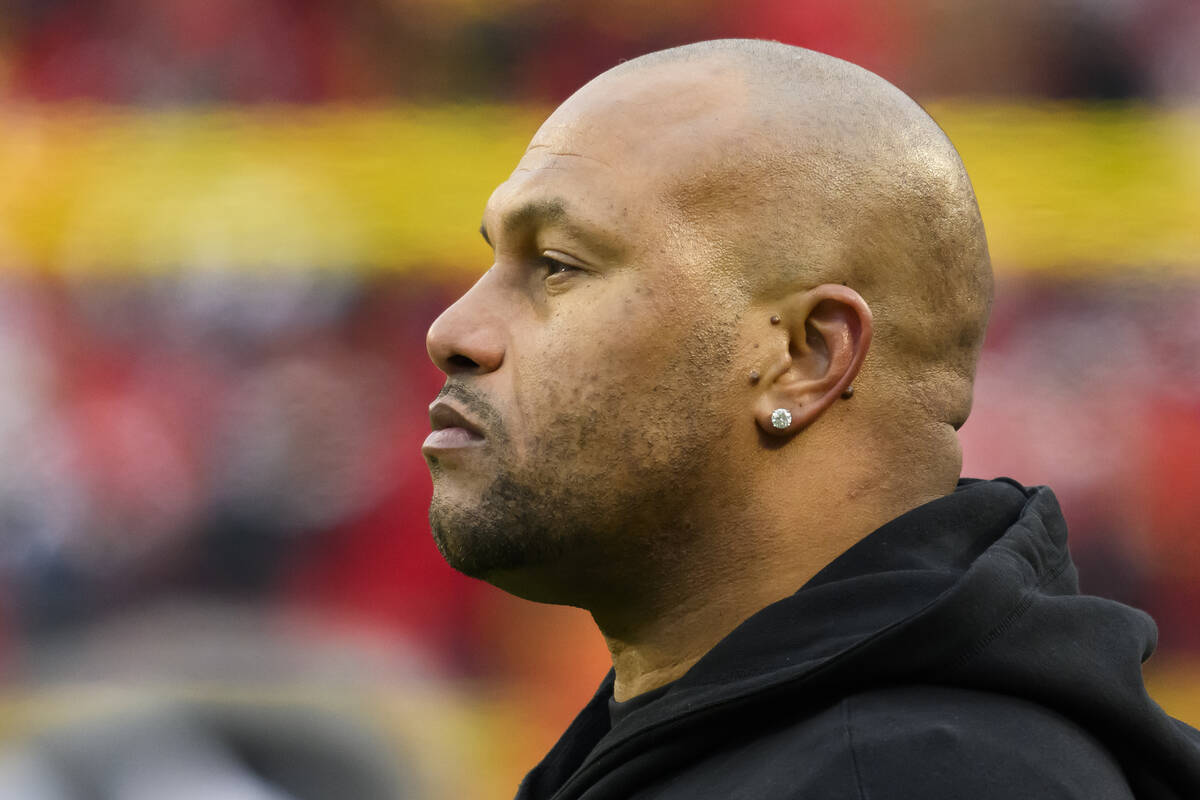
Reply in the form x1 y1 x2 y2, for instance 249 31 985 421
596 436 959 702
599 560 814 701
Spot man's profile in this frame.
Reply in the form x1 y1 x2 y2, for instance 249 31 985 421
422 39 1200 799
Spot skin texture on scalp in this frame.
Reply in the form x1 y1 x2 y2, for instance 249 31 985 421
617 40 994 431
425 39 994 700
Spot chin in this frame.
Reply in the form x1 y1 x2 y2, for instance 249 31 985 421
479 564 593 608
429 499 594 606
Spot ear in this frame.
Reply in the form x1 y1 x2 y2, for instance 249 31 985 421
753 284 873 437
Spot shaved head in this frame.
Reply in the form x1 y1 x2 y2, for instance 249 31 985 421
559 40 993 431
426 39 992 618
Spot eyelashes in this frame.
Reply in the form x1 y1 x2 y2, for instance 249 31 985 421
539 249 587 279
542 255 578 276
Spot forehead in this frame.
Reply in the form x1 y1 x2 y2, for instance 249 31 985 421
484 62 751 248
537 58 749 162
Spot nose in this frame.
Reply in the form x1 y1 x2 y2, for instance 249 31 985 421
426 274 506 376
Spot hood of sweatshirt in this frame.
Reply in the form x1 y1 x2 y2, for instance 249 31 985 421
518 478 1200 800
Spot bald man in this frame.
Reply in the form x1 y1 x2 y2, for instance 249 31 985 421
423 40 1200 800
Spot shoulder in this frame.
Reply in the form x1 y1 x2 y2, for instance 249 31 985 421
835 686 1134 800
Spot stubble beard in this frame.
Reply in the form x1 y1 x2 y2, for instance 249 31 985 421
427 399 730 604
429 467 582 581
427 316 740 598
427 378 635 589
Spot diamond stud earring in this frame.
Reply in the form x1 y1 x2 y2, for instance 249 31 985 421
770 408 792 429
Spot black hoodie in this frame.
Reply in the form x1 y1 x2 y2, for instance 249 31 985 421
515 478 1200 800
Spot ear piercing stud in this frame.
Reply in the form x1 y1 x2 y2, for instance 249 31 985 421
841 385 854 399
770 408 792 429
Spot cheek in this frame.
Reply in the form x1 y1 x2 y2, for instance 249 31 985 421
548 296 683 395
535 285 671 371
513 308 722 472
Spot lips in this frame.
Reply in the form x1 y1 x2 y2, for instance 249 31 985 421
424 400 486 453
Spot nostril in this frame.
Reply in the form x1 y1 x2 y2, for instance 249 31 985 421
448 354 479 370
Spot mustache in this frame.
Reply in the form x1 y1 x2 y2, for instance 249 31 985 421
436 382 506 438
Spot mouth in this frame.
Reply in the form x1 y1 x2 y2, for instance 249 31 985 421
423 400 487 454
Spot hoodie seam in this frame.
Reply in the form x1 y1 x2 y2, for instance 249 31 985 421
947 545 1072 673
843 697 869 800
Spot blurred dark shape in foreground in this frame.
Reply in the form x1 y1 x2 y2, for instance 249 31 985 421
0 699 413 800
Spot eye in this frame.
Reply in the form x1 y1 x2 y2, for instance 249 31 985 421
542 256 576 275
540 251 583 278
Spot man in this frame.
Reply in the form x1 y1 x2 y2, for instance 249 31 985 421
422 39 1200 799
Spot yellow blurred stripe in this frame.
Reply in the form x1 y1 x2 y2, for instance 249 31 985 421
0 105 540 276
933 103 1200 275
0 103 1196 276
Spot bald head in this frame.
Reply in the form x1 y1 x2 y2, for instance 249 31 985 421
549 40 993 432
426 39 994 678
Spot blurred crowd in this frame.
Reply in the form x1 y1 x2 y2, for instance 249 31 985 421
0 269 1196 683
963 277 1200 651
0 272 490 678
0 3 1195 786
0 0 1198 105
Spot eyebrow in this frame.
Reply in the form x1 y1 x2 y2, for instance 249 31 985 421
479 198 621 259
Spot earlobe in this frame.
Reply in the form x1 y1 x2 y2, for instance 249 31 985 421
751 284 872 438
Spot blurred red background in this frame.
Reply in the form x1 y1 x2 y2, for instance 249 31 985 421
0 1 1196 796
